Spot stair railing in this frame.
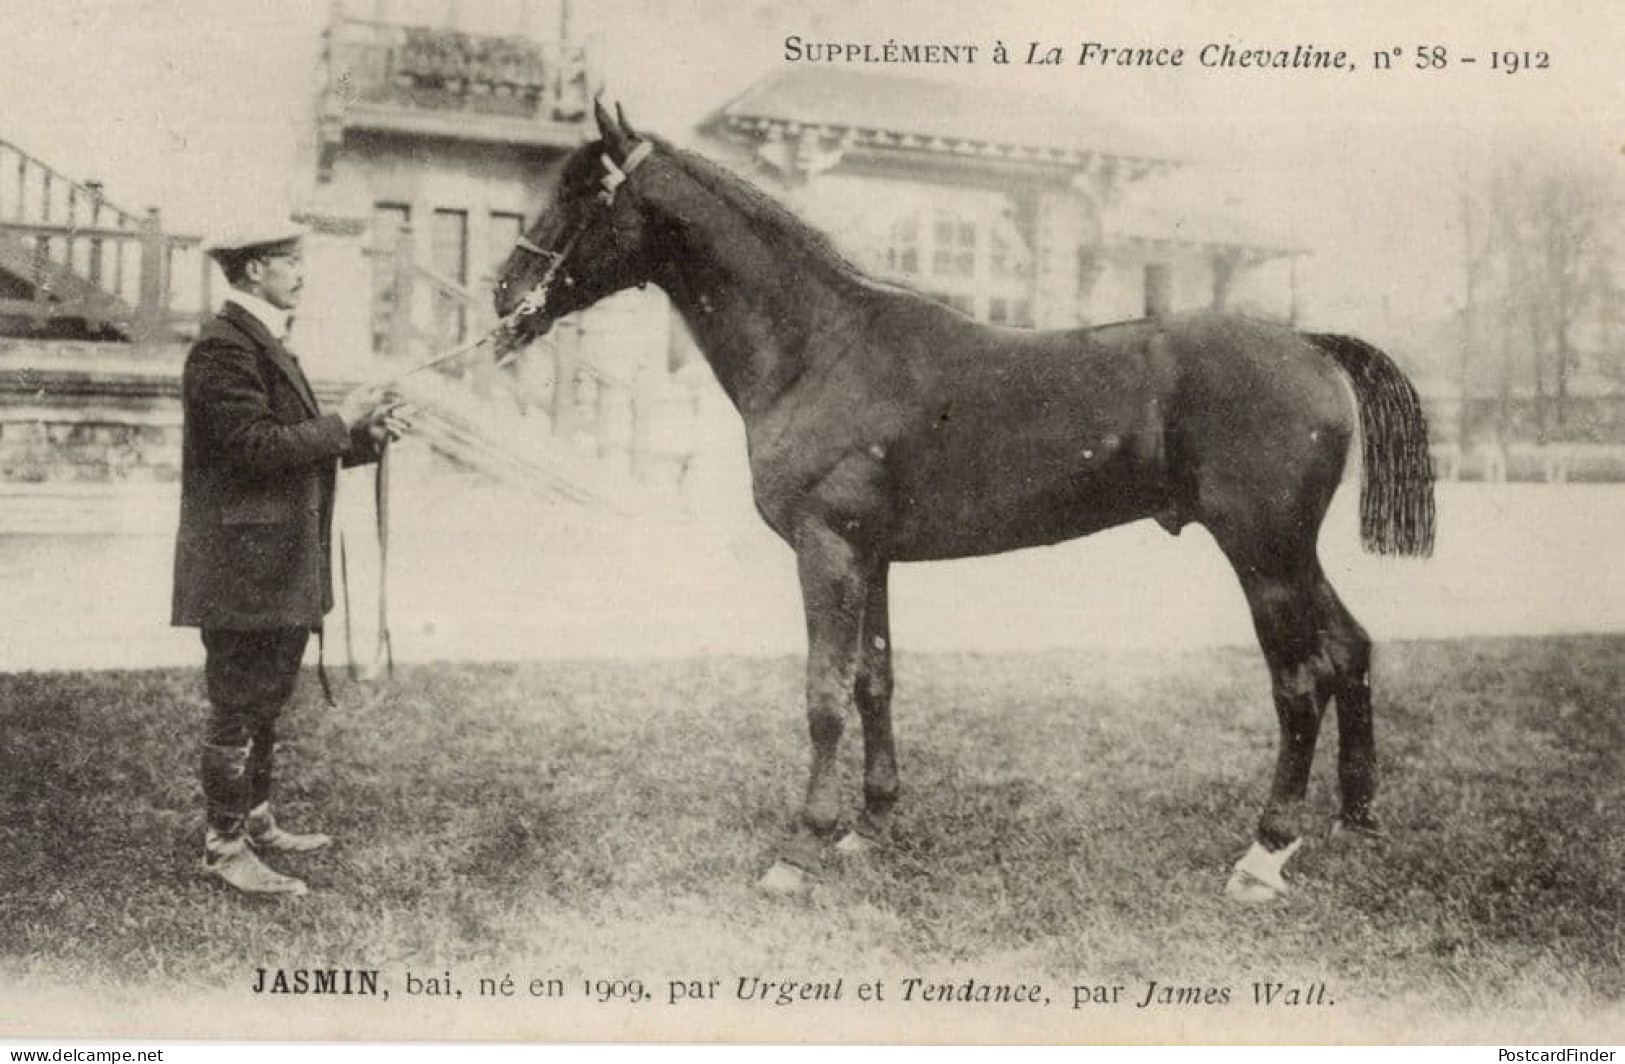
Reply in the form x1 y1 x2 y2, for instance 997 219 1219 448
0 137 204 344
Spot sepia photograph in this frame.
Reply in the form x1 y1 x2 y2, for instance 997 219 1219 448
0 0 1621 1046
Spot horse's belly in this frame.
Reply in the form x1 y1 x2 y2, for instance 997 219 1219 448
885 468 1164 562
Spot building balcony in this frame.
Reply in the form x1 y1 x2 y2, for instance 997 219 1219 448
317 14 593 178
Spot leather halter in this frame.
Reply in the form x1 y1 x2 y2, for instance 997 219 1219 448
505 140 655 323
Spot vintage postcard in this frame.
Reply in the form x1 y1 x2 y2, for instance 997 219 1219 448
0 0 1621 1047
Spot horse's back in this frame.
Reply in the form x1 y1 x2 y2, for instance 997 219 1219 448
877 306 1353 454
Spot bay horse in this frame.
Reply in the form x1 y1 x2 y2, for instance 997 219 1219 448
495 103 1435 902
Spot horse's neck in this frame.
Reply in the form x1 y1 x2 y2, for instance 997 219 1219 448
651 183 859 416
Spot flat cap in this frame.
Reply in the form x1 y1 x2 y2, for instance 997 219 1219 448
205 222 309 263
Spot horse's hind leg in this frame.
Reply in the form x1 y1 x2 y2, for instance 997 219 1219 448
1310 569 1380 835
1223 557 1339 902
837 564 898 856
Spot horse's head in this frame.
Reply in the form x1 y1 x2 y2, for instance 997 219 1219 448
493 101 660 344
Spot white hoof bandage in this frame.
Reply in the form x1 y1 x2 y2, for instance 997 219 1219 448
758 860 810 895
834 830 877 857
1226 838 1303 901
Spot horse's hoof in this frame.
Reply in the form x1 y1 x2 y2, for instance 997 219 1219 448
833 830 878 857
758 860 811 897
1224 866 1288 903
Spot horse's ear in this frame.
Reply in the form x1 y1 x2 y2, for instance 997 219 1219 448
594 97 633 159
616 103 640 141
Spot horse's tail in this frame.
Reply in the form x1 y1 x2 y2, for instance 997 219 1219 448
1307 332 1436 558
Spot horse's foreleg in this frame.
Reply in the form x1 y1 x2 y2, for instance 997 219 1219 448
1228 568 1335 902
837 564 896 856
760 520 870 894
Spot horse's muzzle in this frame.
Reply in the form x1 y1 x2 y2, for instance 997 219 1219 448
495 313 553 358
492 283 521 320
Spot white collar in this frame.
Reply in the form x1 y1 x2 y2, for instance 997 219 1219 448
225 289 292 342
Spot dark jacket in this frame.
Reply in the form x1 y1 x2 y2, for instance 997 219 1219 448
171 302 378 629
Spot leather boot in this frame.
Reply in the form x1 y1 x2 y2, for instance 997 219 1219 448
200 743 307 896
248 724 276 813
245 727 332 853
202 831 308 896
201 741 252 838
246 803 333 853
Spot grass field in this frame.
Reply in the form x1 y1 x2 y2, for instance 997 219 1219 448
1 636 1622 1043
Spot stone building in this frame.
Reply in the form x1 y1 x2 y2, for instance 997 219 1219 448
310 0 591 364
0 36 1319 511
695 68 1305 335
0 0 679 511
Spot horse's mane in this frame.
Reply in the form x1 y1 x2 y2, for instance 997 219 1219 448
650 137 885 297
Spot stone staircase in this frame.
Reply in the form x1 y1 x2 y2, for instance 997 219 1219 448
0 133 697 526
360 256 694 518
0 136 206 343
375 372 643 515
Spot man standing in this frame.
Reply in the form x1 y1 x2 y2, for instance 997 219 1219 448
173 223 404 896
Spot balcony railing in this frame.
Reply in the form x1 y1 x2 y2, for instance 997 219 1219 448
318 15 592 171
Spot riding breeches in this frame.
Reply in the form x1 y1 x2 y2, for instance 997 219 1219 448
199 627 311 833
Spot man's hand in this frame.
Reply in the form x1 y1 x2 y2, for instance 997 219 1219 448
367 402 417 445
338 384 389 432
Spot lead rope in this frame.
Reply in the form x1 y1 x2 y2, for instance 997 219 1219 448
317 629 335 706
345 265 554 692
355 219 587 690
352 139 655 693
334 245 555 692
374 438 394 679
340 532 356 677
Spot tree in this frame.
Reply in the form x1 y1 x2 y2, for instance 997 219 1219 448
1528 168 1610 430
1461 157 1620 444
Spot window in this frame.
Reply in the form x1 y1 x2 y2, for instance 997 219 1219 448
882 203 1033 326
374 202 412 241
1144 263 1172 317
988 297 1033 327
929 211 976 279
990 227 1011 278
888 214 920 275
488 210 526 278
432 208 469 343
432 208 469 284
989 225 1033 281
928 292 975 317
370 203 411 355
